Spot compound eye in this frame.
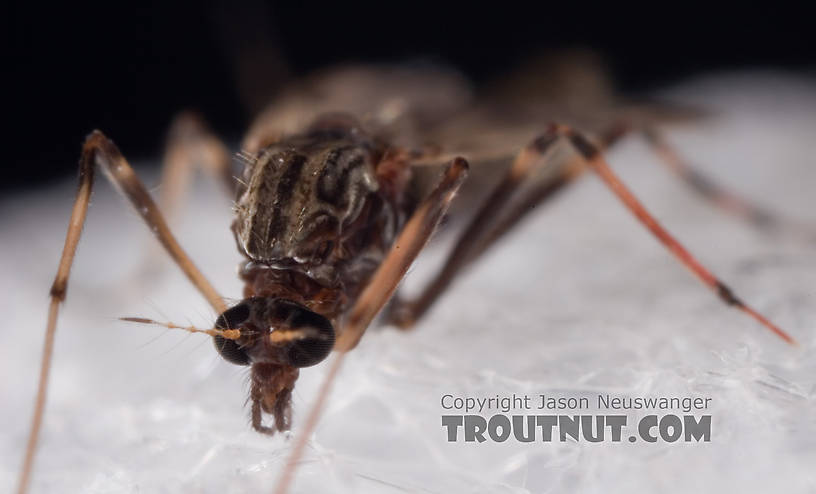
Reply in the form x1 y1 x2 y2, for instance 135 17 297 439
215 303 251 329
281 307 335 368
213 302 252 366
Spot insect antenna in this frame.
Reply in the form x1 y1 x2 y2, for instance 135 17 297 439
120 317 243 340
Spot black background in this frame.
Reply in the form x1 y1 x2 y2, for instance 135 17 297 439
6 2 814 191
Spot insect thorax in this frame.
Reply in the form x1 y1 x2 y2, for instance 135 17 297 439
233 122 406 318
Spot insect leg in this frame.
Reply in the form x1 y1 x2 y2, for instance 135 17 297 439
393 123 795 344
160 111 236 215
642 127 816 242
470 124 631 260
17 131 227 494
272 158 469 494
555 123 795 344
389 125 629 328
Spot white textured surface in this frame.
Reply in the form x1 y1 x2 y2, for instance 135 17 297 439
2 73 816 493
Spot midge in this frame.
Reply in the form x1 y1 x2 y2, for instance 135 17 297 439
16 62 798 494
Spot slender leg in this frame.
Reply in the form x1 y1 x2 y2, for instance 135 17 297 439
138 112 235 277
393 123 794 344
16 131 227 494
558 123 794 343
467 124 631 261
404 118 814 322
160 111 235 215
467 165 579 265
272 158 469 494
642 128 816 242
390 124 629 327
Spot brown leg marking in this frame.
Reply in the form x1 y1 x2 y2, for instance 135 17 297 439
17 131 227 494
